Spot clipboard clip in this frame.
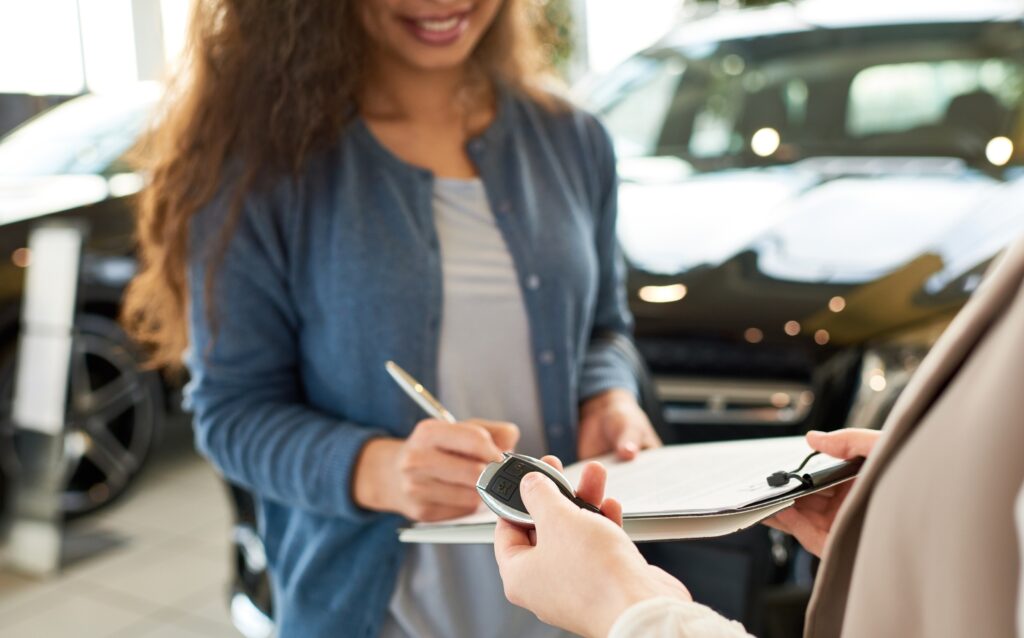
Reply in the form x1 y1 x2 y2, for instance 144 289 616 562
766 451 864 489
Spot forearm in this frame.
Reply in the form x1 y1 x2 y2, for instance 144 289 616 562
352 437 403 513
580 335 640 402
193 394 387 522
581 116 639 403
581 388 637 413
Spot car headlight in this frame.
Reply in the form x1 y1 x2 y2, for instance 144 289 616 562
845 319 951 430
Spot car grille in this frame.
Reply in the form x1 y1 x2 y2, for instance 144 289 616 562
637 337 817 380
637 337 820 430
655 377 814 426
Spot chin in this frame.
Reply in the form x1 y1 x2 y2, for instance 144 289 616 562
400 47 478 72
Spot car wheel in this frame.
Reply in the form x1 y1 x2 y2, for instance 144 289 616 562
1 314 164 519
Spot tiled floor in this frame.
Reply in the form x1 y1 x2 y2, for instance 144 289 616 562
0 425 240 637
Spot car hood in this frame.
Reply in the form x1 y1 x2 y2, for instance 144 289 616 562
621 161 1024 345
619 165 1004 281
618 169 818 276
0 173 143 226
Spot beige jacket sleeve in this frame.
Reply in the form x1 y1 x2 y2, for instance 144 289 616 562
1017 481 1024 638
608 597 754 638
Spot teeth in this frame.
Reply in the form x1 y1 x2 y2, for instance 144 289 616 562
418 16 460 32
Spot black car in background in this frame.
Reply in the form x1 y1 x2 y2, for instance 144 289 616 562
0 94 71 138
584 1 1024 441
0 83 277 635
580 2 1024 632
0 84 166 519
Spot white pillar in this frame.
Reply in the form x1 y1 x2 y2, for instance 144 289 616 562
131 0 166 81
568 0 590 81
4 224 84 577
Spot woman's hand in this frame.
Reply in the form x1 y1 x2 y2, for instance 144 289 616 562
495 456 690 638
354 418 519 522
764 428 883 557
578 389 662 461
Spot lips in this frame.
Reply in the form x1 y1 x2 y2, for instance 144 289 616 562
400 10 471 46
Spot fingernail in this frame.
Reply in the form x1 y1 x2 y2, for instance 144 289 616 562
622 441 639 454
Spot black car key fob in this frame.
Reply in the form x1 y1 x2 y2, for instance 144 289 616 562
476 452 601 527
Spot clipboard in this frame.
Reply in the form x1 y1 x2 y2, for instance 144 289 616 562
399 435 864 544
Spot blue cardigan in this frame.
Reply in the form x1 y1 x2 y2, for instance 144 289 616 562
184 89 638 637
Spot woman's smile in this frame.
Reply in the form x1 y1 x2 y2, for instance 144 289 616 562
359 0 502 72
399 9 473 46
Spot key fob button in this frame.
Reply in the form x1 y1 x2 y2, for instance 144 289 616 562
506 460 530 477
492 476 517 501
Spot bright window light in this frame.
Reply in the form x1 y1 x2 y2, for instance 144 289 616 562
160 0 190 66
585 0 681 73
79 0 138 93
0 1 84 94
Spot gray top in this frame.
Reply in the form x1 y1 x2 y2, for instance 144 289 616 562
381 178 570 638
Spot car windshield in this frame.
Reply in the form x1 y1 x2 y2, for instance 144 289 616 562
592 21 1024 171
0 84 160 177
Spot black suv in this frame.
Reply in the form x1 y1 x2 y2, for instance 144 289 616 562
583 2 1024 443
580 3 1023 633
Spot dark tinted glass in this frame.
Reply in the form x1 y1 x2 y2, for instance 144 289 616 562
593 22 1024 171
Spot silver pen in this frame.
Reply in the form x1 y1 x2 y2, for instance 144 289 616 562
385 360 457 424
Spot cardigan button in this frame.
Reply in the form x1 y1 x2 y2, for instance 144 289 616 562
525 274 540 290
549 423 565 436
539 350 555 365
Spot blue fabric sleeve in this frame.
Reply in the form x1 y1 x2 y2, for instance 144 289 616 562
578 116 641 402
185 190 386 522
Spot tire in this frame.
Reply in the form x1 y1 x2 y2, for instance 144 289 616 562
0 313 164 519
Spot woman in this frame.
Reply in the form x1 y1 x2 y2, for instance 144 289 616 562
124 0 659 636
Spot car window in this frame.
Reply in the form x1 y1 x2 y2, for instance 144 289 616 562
688 75 746 159
588 55 685 158
589 23 1024 171
848 59 1023 137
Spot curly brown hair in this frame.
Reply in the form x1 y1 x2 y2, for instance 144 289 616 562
122 0 558 371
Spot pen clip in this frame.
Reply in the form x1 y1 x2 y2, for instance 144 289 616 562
766 452 864 489
767 451 820 487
